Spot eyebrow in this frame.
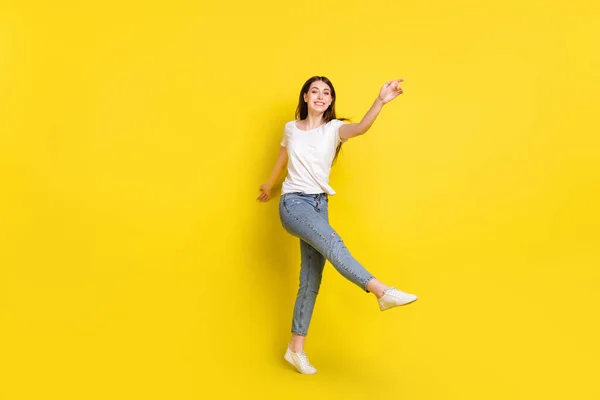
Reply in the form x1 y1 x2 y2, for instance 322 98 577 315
309 87 330 91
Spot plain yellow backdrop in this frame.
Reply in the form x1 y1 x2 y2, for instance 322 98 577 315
1 1 599 399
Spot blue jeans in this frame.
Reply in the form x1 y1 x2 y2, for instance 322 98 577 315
279 192 375 336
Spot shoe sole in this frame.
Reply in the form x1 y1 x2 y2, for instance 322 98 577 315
380 297 418 311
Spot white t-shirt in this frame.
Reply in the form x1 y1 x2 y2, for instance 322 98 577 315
280 119 348 196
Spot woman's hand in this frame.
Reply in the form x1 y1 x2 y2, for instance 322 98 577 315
378 78 404 104
257 183 273 202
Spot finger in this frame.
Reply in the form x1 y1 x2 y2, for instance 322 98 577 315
396 78 404 83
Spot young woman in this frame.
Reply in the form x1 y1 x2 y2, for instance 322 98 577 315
257 76 417 375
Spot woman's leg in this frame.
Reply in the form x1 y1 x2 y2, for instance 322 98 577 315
289 239 326 352
280 194 376 293
279 193 416 374
287 244 391 353
280 193 417 314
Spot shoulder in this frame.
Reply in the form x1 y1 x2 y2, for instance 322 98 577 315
284 120 297 131
328 119 346 127
326 119 346 130
326 119 348 143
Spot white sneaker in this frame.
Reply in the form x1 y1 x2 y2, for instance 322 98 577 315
284 347 317 374
378 287 418 311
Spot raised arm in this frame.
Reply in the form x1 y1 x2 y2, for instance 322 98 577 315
339 79 404 141
257 145 288 202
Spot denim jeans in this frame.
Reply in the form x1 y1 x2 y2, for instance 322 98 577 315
279 192 375 336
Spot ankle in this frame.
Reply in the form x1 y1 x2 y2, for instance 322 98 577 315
371 286 390 299
289 334 306 353
289 343 303 353
366 278 390 298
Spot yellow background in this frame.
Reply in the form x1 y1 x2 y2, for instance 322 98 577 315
1 1 599 399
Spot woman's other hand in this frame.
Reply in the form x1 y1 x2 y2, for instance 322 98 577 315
257 183 273 202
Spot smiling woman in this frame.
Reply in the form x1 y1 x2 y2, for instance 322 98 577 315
257 75 416 375
2 1 598 397
294 76 346 163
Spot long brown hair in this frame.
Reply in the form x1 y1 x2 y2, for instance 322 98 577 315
295 76 348 162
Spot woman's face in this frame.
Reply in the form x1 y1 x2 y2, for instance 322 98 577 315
303 80 332 113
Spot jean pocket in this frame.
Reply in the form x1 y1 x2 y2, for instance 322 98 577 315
283 195 307 210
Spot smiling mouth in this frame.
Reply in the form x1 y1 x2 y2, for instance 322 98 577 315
314 102 326 106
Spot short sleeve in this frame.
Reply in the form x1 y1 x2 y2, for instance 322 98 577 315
331 119 348 145
280 125 288 147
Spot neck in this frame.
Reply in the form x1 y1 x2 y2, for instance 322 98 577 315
303 111 326 129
